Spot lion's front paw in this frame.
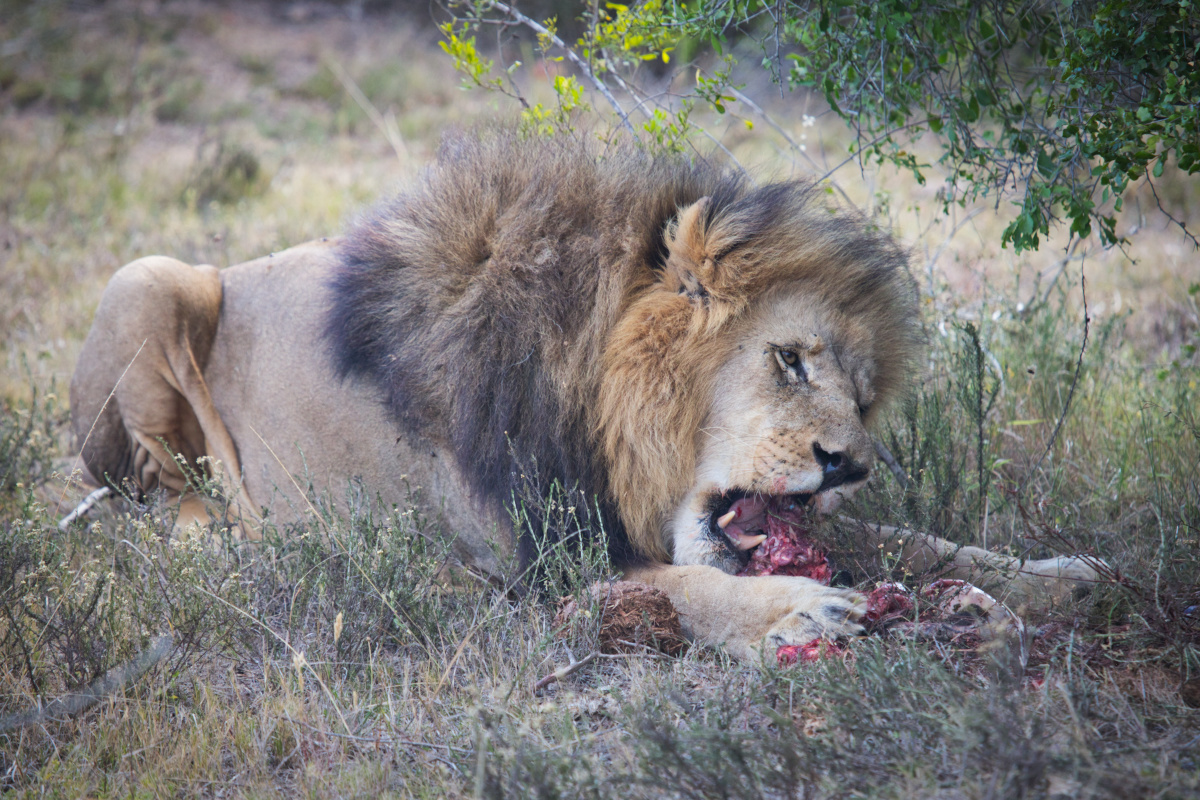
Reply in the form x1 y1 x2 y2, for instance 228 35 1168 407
624 564 866 663
763 581 865 645
718 577 864 662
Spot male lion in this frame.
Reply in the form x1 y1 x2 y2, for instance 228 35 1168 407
70 131 1099 660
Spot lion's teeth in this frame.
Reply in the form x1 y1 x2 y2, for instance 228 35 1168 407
734 533 767 551
717 509 737 529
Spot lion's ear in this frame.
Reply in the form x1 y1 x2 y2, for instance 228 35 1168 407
665 197 716 304
671 197 711 259
666 196 749 306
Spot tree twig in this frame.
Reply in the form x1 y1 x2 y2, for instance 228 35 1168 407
533 651 598 691
327 59 409 163
1146 174 1199 249
873 438 910 491
1026 235 1083 313
57 485 113 531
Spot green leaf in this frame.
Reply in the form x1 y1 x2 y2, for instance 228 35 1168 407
962 94 980 123
1036 151 1056 176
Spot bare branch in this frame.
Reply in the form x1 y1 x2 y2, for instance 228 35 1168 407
873 438 910 491
327 59 410 163
1019 271 1090 496
58 486 113 531
1147 174 1200 250
533 650 598 691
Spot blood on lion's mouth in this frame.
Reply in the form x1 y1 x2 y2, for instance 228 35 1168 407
707 490 812 551
707 490 832 581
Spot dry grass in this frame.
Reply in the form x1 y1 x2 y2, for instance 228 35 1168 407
1 2 1198 797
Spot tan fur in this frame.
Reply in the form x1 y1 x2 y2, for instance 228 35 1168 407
623 562 866 662
70 137 1101 661
598 195 902 563
69 256 249 514
71 241 512 573
598 288 723 562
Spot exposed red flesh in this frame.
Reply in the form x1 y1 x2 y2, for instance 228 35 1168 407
776 638 847 666
862 582 916 628
727 504 1014 668
735 501 831 582
728 499 832 665
773 585 915 667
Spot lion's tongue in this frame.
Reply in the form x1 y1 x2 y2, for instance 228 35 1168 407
719 497 771 549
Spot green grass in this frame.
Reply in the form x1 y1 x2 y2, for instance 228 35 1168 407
1 2 1198 797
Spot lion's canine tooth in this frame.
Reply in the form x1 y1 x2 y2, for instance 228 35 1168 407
735 533 767 551
717 509 737 529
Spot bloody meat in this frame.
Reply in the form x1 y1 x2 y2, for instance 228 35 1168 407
736 502 832 582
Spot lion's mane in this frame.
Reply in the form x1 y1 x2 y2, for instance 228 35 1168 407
328 131 918 566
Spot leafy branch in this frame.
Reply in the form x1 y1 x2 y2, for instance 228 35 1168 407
437 0 1199 251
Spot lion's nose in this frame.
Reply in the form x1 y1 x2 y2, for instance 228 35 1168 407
813 442 868 491
813 443 842 474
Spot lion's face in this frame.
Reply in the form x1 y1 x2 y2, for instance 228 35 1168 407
598 191 917 568
670 291 879 572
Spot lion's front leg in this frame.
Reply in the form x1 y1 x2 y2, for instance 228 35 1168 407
855 520 1105 606
623 563 864 661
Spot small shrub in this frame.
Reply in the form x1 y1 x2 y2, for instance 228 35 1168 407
0 380 64 498
187 141 268 208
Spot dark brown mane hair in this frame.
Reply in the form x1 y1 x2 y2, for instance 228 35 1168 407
328 129 918 566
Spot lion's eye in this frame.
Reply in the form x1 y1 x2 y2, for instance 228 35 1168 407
773 347 807 382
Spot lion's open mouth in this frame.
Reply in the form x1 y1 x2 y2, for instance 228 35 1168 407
706 490 813 552
705 490 833 581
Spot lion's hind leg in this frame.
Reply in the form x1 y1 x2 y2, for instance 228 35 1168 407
70 256 254 529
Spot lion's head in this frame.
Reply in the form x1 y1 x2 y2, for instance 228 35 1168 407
333 131 918 575
597 187 918 572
